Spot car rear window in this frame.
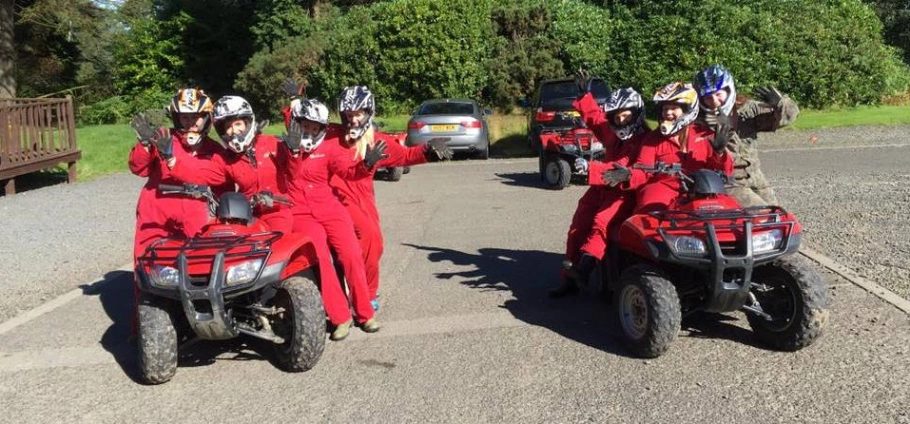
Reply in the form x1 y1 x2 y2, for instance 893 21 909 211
538 79 612 110
418 102 475 115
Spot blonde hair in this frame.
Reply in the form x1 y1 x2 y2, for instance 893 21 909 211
352 126 375 161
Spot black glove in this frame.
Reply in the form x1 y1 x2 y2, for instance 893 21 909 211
280 78 303 99
130 113 167 148
710 124 734 154
364 140 390 169
754 86 783 106
574 68 592 95
152 128 173 159
281 120 303 154
252 191 275 209
256 119 269 135
703 111 733 131
602 163 631 187
424 137 453 162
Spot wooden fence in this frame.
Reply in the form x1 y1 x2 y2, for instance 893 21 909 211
0 96 81 194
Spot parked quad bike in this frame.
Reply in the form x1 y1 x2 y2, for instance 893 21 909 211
537 115 604 189
586 163 829 358
134 184 326 384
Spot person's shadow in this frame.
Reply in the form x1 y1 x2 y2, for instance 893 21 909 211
81 270 270 383
404 243 772 355
403 243 631 356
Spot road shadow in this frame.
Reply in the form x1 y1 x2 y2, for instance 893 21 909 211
1 169 70 196
490 134 536 159
81 270 271 383
404 243 780 355
494 172 545 189
403 243 631 357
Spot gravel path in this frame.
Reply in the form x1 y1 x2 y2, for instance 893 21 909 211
0 124 907 323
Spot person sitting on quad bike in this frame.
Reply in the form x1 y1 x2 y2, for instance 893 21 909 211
693 65 799 207
551 81 650 298
282 97 387 341
164 95 296 233
623 82 733 214
129 88 228 262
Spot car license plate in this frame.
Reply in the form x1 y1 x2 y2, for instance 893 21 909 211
430 124 458 132
566 111 581 117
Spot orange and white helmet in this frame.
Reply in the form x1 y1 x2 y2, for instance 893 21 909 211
653 82 699 136
168 88 214 145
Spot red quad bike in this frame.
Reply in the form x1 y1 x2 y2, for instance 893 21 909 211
135 184 326 384
594 163 829 358
537 117 604 189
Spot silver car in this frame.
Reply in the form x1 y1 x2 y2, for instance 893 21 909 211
405 99 491 159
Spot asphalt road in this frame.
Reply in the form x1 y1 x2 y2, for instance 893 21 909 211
1 141 908 423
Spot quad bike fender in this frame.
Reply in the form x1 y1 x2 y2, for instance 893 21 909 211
271 235 319 280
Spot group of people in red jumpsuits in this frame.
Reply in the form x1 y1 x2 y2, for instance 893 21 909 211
129 83 453 341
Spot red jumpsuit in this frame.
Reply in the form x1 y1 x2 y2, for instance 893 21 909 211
629 125 733 214
564 93 641 266
330 129 428 300
129 132 224 261
284 126 375 326
169 134 293 233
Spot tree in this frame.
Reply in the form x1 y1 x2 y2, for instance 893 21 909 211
0 0 13 98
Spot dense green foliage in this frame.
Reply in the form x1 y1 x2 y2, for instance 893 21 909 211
6 0 909 123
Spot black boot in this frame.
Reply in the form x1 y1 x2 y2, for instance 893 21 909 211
565 254 597 287
549 261 580 298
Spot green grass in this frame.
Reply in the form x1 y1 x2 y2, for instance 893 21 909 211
788 105 910 130
66 105 910 181
74 124 140 180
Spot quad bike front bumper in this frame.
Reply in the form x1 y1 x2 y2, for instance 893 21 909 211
646 218 801 313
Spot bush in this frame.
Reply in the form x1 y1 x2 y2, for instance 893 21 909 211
78 96 130 125
372 0 494 113
604 0 910 108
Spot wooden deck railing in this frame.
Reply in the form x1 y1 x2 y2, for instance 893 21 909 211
0 96 82 194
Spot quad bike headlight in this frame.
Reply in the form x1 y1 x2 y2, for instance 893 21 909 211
665 235 707 256
753 229 784 254
150 265 180 289
226 259 263 287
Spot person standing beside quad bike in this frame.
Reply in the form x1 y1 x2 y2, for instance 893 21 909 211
281 96 388 341
693 65 800 207
551 72 650 298
332 85 454 311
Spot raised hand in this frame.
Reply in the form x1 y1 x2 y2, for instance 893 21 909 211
754 86 783 106
280 78 303 98
281 120 303 154
574 67 592 95
364 140 390 169
710 124 734 154
424 137 454 162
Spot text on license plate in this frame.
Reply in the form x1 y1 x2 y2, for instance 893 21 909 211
430 124 458 132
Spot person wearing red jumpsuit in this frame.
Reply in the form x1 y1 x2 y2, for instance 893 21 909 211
625 82 733 214
332 85 454 311
167 95 294 233
551 82 649 297
129 88 225 262
283 98 388 341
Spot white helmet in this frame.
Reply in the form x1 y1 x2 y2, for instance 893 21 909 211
213 95 257 153
338 85 375 140
291 98 329 153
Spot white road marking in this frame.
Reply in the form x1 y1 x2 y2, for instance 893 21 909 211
800 247 910 315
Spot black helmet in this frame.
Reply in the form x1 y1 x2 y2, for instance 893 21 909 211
338 85 375 139
216 192 253 223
